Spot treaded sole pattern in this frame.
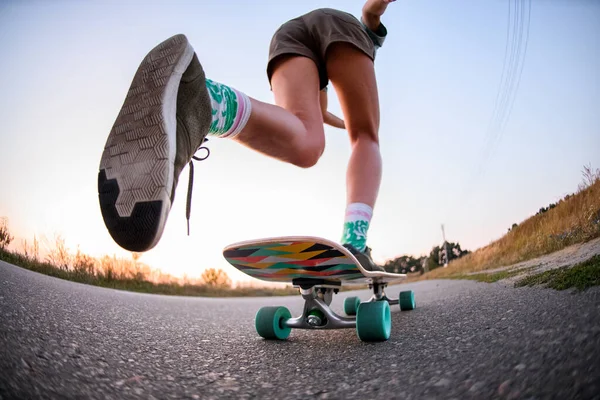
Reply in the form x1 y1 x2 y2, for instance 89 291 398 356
98 34 193 252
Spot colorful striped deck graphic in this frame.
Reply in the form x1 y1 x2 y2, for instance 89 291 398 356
223 239 367 284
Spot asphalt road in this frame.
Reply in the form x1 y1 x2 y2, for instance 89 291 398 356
1 260 599 400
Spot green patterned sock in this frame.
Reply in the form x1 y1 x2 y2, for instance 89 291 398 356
340 203 373 252
205 79 252 138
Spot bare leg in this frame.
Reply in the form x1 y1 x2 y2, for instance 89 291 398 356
233 56 325 168
326 44 381 208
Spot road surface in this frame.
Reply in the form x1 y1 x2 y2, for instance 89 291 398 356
1 260 599 399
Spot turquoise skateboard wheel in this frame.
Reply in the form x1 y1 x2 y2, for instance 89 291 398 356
356 301 391 342
343 296 361 316
399 290 416 311
255 306 292 340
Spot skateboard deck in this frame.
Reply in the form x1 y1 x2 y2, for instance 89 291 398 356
222 236 406 287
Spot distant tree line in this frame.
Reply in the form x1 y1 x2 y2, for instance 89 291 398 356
382 241 471 274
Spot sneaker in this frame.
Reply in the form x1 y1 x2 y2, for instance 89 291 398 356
343 244 385 272
98 34 212 252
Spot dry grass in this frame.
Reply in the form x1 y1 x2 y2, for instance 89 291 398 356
0 227 298 297
426 178 600 279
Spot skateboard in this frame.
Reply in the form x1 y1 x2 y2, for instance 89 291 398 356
222 236 416 342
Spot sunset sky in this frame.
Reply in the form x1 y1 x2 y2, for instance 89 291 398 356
1 0 598 284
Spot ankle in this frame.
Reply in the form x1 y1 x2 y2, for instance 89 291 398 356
205 79 252 139
340 203 373 252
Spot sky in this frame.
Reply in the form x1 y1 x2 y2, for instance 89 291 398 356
0 0 598 284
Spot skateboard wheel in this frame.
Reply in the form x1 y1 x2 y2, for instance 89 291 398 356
255 306 292 340
399 290 416 311
343 296 361 316
356 301 391 342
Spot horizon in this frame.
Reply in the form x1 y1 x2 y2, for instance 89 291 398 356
2 169 592 284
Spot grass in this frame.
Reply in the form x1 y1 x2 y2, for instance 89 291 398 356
450 266 539 283
0 248 298 297
425 179 600 279
515 255 600 291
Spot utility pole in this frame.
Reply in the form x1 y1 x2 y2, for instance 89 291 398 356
441 224 448 267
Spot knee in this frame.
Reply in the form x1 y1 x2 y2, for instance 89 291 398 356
290 134 325 168
349 130 379 147
294 149 322 168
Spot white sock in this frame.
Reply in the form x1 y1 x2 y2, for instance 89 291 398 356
340 203 373 252
205 79 252 139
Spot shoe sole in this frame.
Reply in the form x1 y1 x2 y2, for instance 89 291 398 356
98 34 194 252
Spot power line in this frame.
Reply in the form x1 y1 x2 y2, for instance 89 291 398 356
497 0 532 135
482 0 523 167
493 0 525 136
459 0 532 202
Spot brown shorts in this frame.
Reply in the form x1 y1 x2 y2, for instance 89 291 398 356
267 8 375 90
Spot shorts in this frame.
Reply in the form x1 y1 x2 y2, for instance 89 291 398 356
266 8 376 90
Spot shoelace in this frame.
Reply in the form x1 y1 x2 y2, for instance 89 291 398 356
186 138 210 235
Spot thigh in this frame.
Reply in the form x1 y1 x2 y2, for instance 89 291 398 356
325 43 380 143
270 55 325 139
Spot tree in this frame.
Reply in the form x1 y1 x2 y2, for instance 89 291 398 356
201 268 231 288
383 255 426 274
428 241 470 270
428 245 442 270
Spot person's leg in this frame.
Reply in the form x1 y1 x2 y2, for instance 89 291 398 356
325 43 382 255
99 33 327 252
231 55 325 168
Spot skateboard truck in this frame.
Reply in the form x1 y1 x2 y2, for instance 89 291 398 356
285 280 394 330
285 286 356 330
285 280 402 330
367 282 399 306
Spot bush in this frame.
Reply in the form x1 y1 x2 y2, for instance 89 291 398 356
0 217 14 250
201 268 232 288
